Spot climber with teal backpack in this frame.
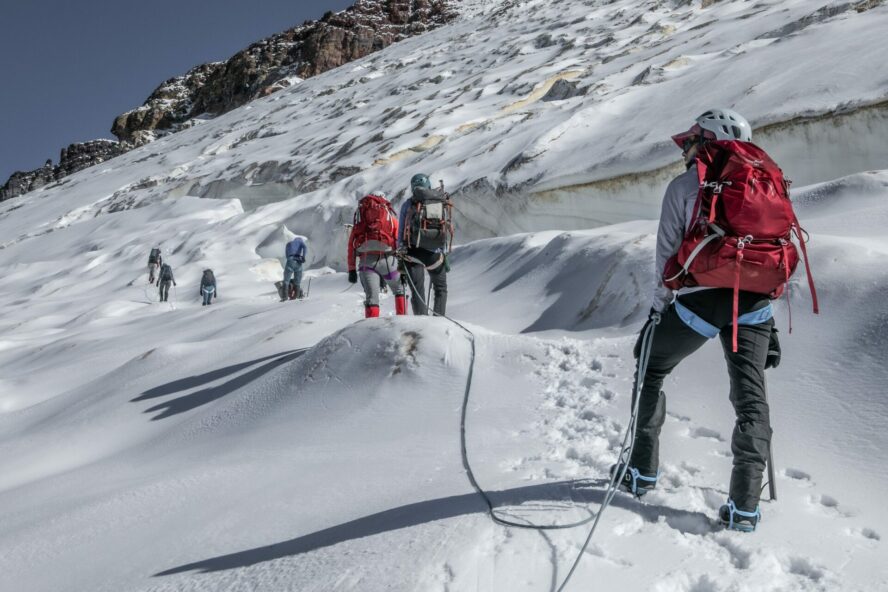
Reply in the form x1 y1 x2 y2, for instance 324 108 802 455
613 108 818 532
398 173 453 316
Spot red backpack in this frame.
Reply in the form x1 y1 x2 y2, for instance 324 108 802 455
352 194 398 255
662 140 819 350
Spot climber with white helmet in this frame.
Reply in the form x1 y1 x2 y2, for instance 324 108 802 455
612 108 808 533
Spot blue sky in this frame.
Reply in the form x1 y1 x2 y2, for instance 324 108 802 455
0 0 353 182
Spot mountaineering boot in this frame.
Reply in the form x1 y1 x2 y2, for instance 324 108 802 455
610 464 658 497
395 294 408 316
365 305 380 319
719 499 760 532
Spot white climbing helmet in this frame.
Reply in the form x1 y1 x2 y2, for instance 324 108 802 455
672 108 752 148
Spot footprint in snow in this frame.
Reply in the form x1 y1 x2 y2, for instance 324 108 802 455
783 467 814 487
666 411 691 422
689 426 725 442
844 527 881 541
808 494 855 518
680 461 702 476
712 535 752 569
786 555 828 583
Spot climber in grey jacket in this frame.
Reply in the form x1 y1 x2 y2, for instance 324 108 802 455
618 108 780 533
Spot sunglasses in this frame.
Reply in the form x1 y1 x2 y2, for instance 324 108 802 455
681 136 699 152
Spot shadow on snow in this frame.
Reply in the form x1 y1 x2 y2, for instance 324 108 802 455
156 479 712 576
131 349 308 420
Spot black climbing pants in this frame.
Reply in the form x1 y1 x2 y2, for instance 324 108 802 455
159 280 171 302
404 248 447 316
629 289 774 511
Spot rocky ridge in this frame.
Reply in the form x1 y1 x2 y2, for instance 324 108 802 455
1 0 457 201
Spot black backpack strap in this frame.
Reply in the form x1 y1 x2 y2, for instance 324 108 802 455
699 144 733 221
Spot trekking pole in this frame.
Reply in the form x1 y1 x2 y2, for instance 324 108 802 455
765 391 777 501
306 277 312 299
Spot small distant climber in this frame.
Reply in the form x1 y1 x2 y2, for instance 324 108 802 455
613 108 817 533
200 269 217 306
147 247 162 284
399 174 453 316
283 236 307 301
157 262 176 302
347 191 407 318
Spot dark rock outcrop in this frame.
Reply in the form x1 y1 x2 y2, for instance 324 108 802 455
2 0 457 201
111 62 225 145
1 140 125 201
1 160 55 201
114 0 457 142
57 140 127 177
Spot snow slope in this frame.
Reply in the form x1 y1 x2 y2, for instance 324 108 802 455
1 1 888 591
2 167 887 590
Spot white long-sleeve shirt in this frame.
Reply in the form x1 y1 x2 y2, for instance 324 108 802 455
652 165 704 312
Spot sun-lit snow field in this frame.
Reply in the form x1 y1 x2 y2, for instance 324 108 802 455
1 1 887 591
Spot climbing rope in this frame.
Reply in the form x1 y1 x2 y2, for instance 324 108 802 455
401 261 659 590
554 314 659 591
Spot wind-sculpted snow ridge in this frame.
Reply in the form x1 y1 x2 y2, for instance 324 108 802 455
4 0 888 266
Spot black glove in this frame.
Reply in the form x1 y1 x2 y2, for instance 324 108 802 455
348 270 358 284
633 308 662 359
765 327 781 369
